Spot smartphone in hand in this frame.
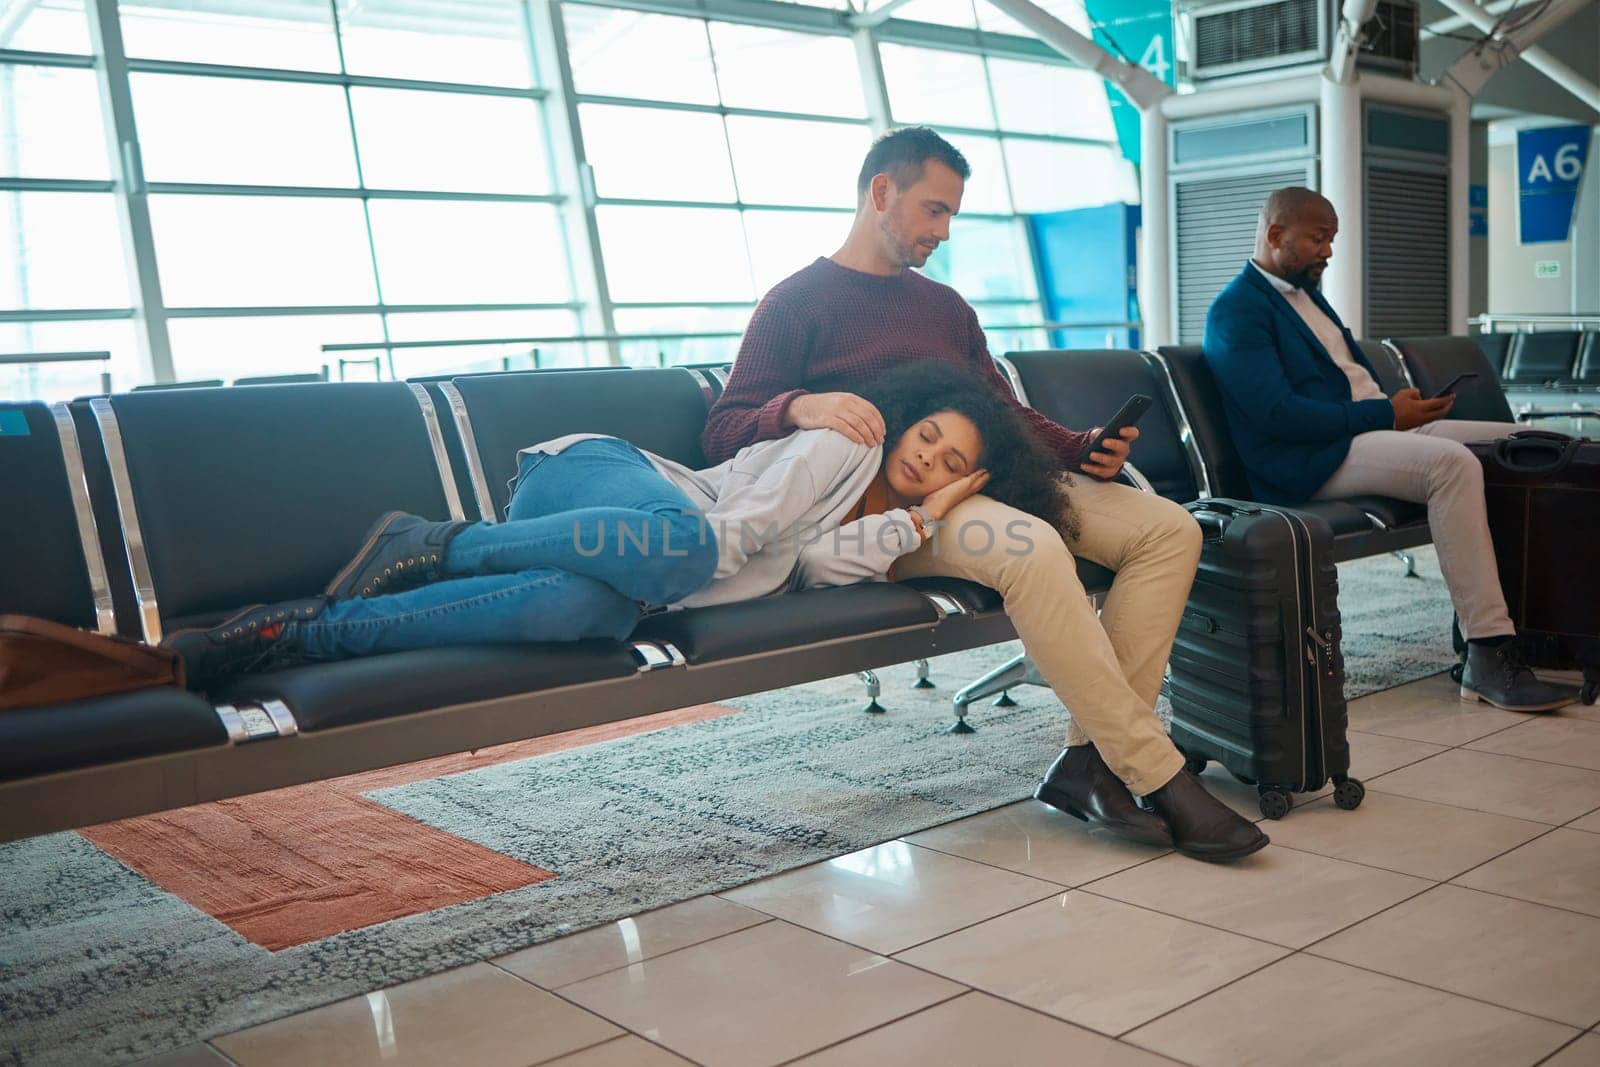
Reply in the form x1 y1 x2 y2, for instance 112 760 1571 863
1081 394 1153 467
1426 372 1478 400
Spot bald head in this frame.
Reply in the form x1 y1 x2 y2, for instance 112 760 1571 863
1254 186 1338 290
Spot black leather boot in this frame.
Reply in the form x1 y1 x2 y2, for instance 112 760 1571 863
324 511 471 601
1461 640 1573 712
1146 770 1269 863
162 599 322 689
1035 745 1174 847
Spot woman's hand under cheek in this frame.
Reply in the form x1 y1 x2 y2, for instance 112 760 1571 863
920 469 991 522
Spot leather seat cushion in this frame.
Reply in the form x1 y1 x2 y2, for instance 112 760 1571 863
634 583 940 664
1339 494 1429 529
0 686 226 781
215 641 641 732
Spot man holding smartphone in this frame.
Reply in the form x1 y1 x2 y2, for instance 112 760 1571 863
1203 186 1568 712
706 128 1269 862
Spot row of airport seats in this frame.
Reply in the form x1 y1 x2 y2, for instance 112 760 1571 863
1474 330 1599 388
0 337 1487 841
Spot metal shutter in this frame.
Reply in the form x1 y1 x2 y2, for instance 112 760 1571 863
1194 0 1321 70
1365 164 1448 338
1175 167 1309 343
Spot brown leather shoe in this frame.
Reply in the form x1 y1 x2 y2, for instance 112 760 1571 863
1146 770 1269 863
1035 745 1173 848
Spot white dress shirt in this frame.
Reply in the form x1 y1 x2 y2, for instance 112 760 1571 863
1251 260 1386 402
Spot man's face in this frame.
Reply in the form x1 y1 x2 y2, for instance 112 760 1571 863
874 160 965 269
1267 205 1338 289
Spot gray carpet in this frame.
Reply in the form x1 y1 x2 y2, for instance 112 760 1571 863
0 549 1456 1066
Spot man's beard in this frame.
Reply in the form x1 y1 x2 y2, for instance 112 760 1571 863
1284 263 1323 290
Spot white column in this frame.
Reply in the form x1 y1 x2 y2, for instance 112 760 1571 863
85 0 174 385
1319 73 1365 335
1448 88 1472 334
525 0 619 366
1139 109 1171 347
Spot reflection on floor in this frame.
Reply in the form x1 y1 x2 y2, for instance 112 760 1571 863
145 673 1600 1067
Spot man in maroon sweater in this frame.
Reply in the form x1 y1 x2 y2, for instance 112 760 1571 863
704 128 1265 862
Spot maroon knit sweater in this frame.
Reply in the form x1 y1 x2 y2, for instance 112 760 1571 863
702 257 1094 467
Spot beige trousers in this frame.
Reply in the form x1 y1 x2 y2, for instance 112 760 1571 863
895 477 1199 795
1312 419 1518 640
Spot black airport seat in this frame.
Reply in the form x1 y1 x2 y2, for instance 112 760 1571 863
1474 332 1512 378
83 384 656 739
1576 333 1600 386
1002 349 1201 504
635 583 941 665
216 642 641 733
412 378 490 521
0 687 227 782
445 365 1012 659
1154 346 1430 560
1504 331 1582 385
0 401 227 784
234 371 328 386
1 402 103 630
1387 336 1516 423
446 367 708 521
97 383 464 633
131 379 225 390
1357 340 1410 395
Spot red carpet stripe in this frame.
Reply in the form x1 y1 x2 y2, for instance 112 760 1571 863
82 703 740 950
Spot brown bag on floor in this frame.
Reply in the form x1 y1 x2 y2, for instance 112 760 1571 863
0 614 185 710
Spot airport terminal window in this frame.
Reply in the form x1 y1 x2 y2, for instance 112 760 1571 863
118 0 343 72
150 194 377 307
595 205 754 304
724 117 871 209
562 7 719 105
1 0 1141 395
347 88 552 195
117 0 570 382
566 3 874 357
366 200 571 305
0 65 109 180
131 74 360 187
335 0 534 87
705 23 865 118
0 14 131 399
0 0 88 53
877 29 1129 345
579 105 737 202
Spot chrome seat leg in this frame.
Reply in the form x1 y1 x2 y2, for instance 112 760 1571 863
913 658 934 689
1393 550 1417 578
859 669 886 714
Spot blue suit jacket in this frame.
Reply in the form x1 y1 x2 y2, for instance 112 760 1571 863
1202 263 1396 505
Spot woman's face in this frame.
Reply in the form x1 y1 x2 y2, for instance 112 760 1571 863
883 410 983 501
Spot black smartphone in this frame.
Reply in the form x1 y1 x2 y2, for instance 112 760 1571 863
1082 394 1153 464
1427 372 1478 400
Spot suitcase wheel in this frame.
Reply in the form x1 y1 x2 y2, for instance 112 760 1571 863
1257 789 1293 820
1183 751 1209 776
1333 777 1366 811
1449 662 1464 684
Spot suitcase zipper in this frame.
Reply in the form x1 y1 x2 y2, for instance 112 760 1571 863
1258 505 1314 792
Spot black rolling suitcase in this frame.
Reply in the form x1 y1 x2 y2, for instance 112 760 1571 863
1465 431 1600 706
1168 500 1365 820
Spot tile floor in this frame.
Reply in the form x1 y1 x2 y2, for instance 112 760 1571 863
143 673 1600 1067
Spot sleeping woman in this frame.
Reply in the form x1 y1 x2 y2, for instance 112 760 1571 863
165 362 1069 685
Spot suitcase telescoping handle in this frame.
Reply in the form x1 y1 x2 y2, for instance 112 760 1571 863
1495 431 1578 476
1185 499 1261 542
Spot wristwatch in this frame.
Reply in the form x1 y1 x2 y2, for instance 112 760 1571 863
907 505 934 540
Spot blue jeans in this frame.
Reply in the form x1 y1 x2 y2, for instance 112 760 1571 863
290 439 717 659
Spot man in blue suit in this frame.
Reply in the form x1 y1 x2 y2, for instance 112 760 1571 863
1203 187 1568 713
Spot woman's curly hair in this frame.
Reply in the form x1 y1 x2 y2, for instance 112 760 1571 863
860 361 1076 538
